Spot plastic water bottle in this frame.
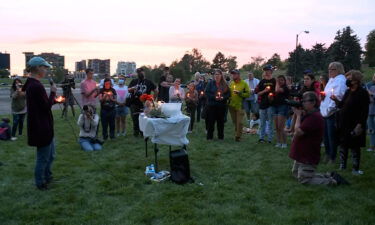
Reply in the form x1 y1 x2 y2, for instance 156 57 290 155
150 164 155 173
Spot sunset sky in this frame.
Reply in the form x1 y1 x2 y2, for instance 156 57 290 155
0 0 374 75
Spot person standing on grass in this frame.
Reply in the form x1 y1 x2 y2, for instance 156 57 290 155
77 105 102 151
81 68 99 109
366 73 375 152
22 57 57 190
228 69 250 142
320 62 347 164
273 75 290 149
331 70 369 175
169 78 185 103
205 69 230 140
99 78 117 140
128 68 157 137
289 91 347 185
157 67 173 102
10 78 26 141
194 72 206 123
243 71 260 123
185 82 199 133
114 75 129 137
255 65 276 143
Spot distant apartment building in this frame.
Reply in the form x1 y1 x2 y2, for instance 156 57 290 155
75 60 87 72
73 71 87 80
116 61 136 75
87 59 110 77
0 52 10 70
23 52 65 74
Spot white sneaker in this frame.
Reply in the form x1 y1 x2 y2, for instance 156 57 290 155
281 144 288 149
367 148 374 152
275 143 281 148
117 133 121 137
122 131 126 136
11 137 17 141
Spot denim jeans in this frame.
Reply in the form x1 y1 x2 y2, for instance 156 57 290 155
12 113 26 137
35 139 55 187
101 108 116 139
79 137 102 151
367 115 375 147
323 114 337 161
259 107 274 141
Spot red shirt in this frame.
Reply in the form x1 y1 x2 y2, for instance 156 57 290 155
289 111 324 165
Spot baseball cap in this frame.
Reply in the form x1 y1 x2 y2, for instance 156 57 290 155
303 69 313 74
230 69 240 74
27 57 52 68
263 64 273 71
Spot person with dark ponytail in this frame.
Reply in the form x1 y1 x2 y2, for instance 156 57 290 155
10 78 26 141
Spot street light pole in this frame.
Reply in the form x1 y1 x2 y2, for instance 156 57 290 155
294 30 309 81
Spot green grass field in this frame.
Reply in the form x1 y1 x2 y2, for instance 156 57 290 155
0 109 375 225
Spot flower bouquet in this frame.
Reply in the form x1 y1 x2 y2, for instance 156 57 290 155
139 94 168 118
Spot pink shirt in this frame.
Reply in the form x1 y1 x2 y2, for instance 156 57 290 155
80 79 98 106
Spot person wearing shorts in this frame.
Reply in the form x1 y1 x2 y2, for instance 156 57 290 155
272 75 290 148
114 75 129 136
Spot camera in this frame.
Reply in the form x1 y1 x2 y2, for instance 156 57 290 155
83 105 89 111
289 82 302 98
285 99 303 108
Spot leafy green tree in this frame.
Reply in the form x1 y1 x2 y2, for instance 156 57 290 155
0 69 10 78
225 56 238 71
365 29 375 67
266 53 283 70
327 26 362 71
211 52 226 71
310 43 328 72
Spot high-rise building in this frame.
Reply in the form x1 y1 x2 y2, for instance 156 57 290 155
0 52 10 70
75 60 87 72
116 61 136 75
23 52 65 74
87 59 110 77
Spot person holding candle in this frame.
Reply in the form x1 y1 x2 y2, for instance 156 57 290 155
273 75 290 148
205 69 230 140
185 82 199 133
320 62 347 164
81 68 100 110
114 75 129 137
194 73 206 123
331 70 369 175
255 65 276 143
10 78 26 141
169 78 185 103
99 78 117 140
157 67 173 102
244 71 260 123
22 57 57 190
229 69 250 142
366 73 375 152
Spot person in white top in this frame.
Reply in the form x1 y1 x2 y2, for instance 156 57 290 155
169 78 185 103
77 105 102 151
244 72 260 121
320 61 347 163
113 75 129 136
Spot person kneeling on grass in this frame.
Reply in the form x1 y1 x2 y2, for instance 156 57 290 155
288 91 348 185
77 105 102 151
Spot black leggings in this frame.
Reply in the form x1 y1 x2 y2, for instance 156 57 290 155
206 104 226 140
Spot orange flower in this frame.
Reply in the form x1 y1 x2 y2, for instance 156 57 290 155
140 94 154 102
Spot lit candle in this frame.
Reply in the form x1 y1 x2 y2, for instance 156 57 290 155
266 86 271 90
55 96 65 103
187 93 190 98
320 91 325 96
331 88 334 95
268 92 274 97
157 101 162 107
218 91 221 98
200 91 204 95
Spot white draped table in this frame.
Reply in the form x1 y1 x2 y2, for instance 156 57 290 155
139 113 190 171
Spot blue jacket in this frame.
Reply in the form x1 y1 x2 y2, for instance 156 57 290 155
204 80 230 106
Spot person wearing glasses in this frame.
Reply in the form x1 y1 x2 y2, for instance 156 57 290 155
320 62 347 164
289 91 345 185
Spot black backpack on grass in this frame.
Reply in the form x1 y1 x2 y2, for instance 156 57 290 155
169 148 193 184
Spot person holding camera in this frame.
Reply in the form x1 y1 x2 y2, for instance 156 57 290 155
289 91 340 185
331 70 369 175
61 73 76 118
128 68 157 137
10 78 26 141
77 105 102 151
99 78 117 140
22 57 57 190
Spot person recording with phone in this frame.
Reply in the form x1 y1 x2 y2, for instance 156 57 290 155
22 57 57 190
77 105 102 151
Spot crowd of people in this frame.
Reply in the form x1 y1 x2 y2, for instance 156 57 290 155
3 56 375 190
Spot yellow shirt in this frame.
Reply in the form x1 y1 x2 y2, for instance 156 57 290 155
229 80 250 110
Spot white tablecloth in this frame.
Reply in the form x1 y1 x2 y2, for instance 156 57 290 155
139 113 190 146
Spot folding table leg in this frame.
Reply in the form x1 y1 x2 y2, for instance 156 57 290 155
154 143 159 172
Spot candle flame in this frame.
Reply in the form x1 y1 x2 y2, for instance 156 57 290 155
55 96 65 103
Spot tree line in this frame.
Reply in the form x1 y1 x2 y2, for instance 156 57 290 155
141 26 375 84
